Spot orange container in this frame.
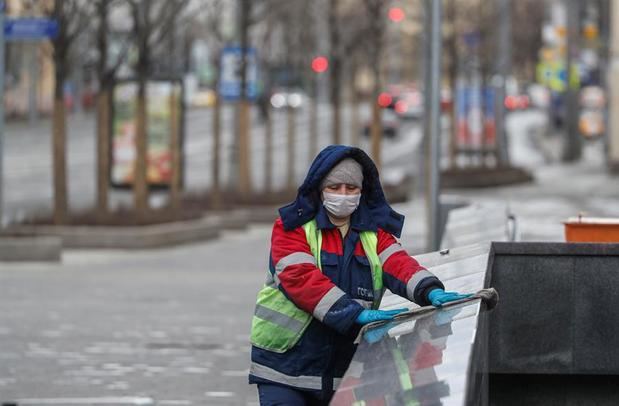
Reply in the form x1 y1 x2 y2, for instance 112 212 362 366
564 217 619 242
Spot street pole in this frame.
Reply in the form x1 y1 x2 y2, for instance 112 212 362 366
563 0 582 161
494 0 511 166
608 0 619 172
0 1 5 227
237 0 251 200
420 0 432 197
426 0 442 252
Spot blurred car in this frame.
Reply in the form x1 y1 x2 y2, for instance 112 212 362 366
270 87 306 109
527 83 551 109
504 94 530 111
393 88 424 119
362 107 400 138
504 77 530 111
381 84 424 120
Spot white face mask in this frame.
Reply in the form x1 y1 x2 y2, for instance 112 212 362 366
322 192 361 218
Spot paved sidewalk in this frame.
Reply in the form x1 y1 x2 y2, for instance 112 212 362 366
0 225 271 405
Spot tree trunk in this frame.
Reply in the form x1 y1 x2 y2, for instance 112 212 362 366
330 63 342 145
211 78 222 207
367 0 384 169
169 86 181 210
52 94 68 224
351 94 360 147
238 99 251 200
370 96 382 169
309 81 318 161
286 106 296 192
370 38 383 169
329 0 341 145
350 61 360 147
237 0 252 200
96 89 110 216
447 0 458 168
264 105 273 193
133 78 148 212
95 0 110 218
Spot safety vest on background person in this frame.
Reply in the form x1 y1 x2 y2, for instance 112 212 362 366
536 60 581 93
251 219 384 353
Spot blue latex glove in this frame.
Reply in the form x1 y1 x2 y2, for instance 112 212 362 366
355 308 407 325
427 289 472 307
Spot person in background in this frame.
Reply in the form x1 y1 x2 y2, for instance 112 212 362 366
249 145 470 405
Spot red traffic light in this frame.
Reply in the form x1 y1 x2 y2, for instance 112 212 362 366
377 92 393 108
388 7 405 23
311 56 329 73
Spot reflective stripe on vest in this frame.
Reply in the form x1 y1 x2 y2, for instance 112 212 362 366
250 361 344 391
250 362 323 390
250 219 384 353
358 230 384 309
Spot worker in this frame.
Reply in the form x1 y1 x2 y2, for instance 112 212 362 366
249 145 470 405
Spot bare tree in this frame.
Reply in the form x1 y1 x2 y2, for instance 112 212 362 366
169 83 182 210
128 0 187 212
236 0 252 200
348 52 362 147
94 0 111 217
235 0 274 199
191 0 229 207
512 0 544 80
446 0 459 167
276 3 303 192
185 0 275 201
257 13 276 194
328 0 370 145
264 1 320 189
48 0 92 224
328 0 343 144
93 0 130 218
302 2 321 159
364 0 386 169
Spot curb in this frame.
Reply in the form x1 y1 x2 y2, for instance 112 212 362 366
4 216 221 250
1 207 280 257
0 178 409 261
0 236 62 262
441 166 533 188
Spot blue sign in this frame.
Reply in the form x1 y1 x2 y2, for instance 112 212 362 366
4 18 59 41
218 46 258 101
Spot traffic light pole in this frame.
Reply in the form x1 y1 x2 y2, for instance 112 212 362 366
494 0 511 166
608 0 619 172
425 0 442 252
0 1 5 227
563 0 582 162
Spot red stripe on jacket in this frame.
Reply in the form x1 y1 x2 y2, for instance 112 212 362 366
376 229 427 286
270 218 338 313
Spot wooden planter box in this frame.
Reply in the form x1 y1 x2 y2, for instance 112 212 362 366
564 217 619 242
